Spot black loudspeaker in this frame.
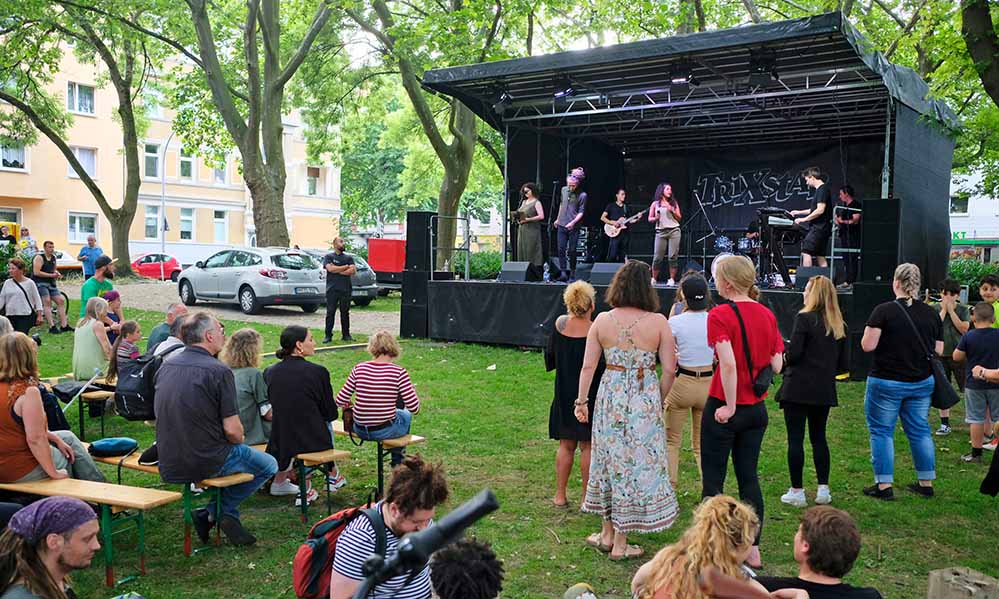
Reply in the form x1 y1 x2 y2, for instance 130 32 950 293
497 262 531 282
851 281 893 330
405 211 437 272
794 266 828 291
575 262 594 282
400 304 428 338
682 260 704 274
402 270 429 307
589 263 624 286
860 198 900 283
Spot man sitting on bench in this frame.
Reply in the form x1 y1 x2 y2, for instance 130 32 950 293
155 312 278 546
0 497 101 599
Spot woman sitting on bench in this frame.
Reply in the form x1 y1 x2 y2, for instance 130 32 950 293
0 332 105 483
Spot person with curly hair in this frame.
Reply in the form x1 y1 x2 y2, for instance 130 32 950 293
430 538 504 599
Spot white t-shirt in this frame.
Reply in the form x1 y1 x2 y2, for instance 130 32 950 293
669 311 713 368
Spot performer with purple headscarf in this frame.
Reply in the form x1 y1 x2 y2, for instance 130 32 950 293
554 167 588 282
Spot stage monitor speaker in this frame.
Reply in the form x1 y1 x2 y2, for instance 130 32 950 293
860 198 900 283
497 261 531 282
402 270 429 307
589 262 624 286
683 260 704 274
405 211 437 272
400 304 428 339
794 266 828 291
575 262 594 282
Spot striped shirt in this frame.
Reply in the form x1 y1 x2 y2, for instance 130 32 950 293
332 503 432 599
335 361 419 426
117 339 141 362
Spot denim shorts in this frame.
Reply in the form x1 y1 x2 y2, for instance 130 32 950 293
965 388 999 424
36 282 58 298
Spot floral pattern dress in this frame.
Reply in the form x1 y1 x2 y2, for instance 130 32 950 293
582 312 679 533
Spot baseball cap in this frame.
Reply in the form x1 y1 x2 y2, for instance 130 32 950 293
681 275 709 310
94 255 113 269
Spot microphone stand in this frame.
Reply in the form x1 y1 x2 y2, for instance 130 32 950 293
686 193 718 273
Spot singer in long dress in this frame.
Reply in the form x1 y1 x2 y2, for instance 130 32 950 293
516 182 545 272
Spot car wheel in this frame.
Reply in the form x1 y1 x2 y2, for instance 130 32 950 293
301 304 320 313
353 298 372 307
179 280 197 305
170 271 179 283
239 286 261 314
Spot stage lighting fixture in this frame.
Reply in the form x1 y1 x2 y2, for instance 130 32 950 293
553 75 574 99
492 91 513 115
749 48 778 87
670 62 692 85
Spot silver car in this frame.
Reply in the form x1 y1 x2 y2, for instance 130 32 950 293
176 247 325 314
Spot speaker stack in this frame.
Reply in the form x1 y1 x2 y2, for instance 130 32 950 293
860 198 901 283
400 211 436 338
497 262 532 282
588 263 624 286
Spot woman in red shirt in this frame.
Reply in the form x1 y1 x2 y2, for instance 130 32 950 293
703 255 784 568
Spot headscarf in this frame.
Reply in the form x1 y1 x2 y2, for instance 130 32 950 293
568 167 586 184
7 497 97 544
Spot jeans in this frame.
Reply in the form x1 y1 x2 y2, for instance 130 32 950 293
701 398 768 545
324 288 351 338
556 226 579 277
353 409 412 466
782 404 831 488
212 444 278 520
17 430 106 483
864 375 936 483
607 235 627 262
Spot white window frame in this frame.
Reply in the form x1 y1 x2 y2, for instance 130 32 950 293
66 82 95 116
306 166 320 196
67 211 98 243
144 205 161 241
213 163 227 185
0 143 28 172
179 147 195 181
213 209 228 243
67 146 97 179
145 89 165 120
144 143 161 180
179 207 195 241
0 207 22 224
950 193 969 217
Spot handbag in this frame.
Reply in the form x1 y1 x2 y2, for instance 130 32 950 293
341 407 363 447
894 302 960 410
730 303 774 398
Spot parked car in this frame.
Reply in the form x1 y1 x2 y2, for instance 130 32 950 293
303 249 379 306
54 250 82 273
131 252 182 281
176 248 325 314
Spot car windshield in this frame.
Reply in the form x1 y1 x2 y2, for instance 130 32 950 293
271 253 318 270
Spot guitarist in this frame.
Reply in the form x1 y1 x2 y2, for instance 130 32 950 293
600 188 631 262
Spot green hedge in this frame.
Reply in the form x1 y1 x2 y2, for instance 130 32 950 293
452 250 502 280
948 258 999 300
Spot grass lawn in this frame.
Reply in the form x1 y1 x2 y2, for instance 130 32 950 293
352 293 401 313
32 308 998 599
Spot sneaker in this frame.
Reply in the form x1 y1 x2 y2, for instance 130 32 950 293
192 508 213 544
815 485 832 505
321 336 333 344
780 488 807 508
60 325 74 332
48 326 60 335
269 479 300 497
295 487 320 507
985 438 998 451
189 483 205 495
666 279 676 286
862 484 895 501
219 515 256 546
935 424 952 436
905 482 934 498
327 474 347 492
961 452 983 463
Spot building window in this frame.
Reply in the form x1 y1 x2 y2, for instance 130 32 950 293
307 166 320 196
179 147 194 180
145 89 165 119
0 208 20 223
0 143 26 171
950 193 969 216
213 210 227 243
66 82 95 115
68 212 97 243
180 208 194 240
144 143 160 179
213 164 227 185
144 205 160 240
67 146 96 178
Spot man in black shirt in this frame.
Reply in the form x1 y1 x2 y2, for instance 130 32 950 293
834 185 862 287
600 188 630 262
790 166 832 268
758 506 882 599
322 237 356 343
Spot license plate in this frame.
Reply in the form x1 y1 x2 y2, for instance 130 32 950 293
294 287 317 294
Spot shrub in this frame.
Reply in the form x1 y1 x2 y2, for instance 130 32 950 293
948 258 999 300
452 250 502 280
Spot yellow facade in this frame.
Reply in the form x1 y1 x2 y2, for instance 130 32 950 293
0 51 341 265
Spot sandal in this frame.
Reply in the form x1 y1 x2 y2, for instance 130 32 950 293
609 544 644 561
585 532 611 553
552 500 569 509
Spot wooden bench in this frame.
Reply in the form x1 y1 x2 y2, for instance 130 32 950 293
0 479 181 587
248 443 352 522
331 420 426 497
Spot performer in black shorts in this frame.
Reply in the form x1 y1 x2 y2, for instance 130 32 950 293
789 166 832 268
600 188 629 262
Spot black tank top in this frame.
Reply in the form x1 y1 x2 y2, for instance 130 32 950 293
33 253 56 285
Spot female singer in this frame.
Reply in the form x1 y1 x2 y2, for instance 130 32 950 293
648 183 682 285
516 183 545 277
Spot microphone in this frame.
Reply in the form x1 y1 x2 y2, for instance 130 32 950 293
392 489 499 570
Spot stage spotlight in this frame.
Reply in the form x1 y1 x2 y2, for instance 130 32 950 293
553 75 574 99
492 91 513 115
749 48 778 87
670 62 693 85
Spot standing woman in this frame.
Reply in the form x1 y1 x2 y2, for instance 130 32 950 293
0 259 43 334
648 183 682 286
516 182 545 279
778 275 848 508
576 260 679 561
545 280 604 508
861 263 941 500
702 255 784 568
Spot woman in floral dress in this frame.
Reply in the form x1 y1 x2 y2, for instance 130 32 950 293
575 260 679 560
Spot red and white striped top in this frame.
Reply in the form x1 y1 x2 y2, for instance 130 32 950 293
335 361 420 426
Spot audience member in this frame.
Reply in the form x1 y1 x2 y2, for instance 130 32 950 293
71 297 111 380
265 326 343 503
152 313 187 361
31 241 70 335
430 538 504 599
220 328 271 446
101 290 123 345
757 506 883 598
0 316 12 337
0 225 15 245
545 280 603 508
0 497 101 599
0 258 43 335
980 274 999 328
147 303 188 353
702 255 784 568
17 227 36 258
576 260 678 561
336 331 420 467
664 273 713 486
861 263 941 500
330 455 448 599
78 255 114 319
154 311 278 546
779 275 848 508
106 321 141 384
0 332 105 483
954 302 999 463
76 234 103 280
930 278 970 436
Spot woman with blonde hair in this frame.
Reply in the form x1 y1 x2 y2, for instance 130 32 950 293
545 280 604 508
701 255 784 568
778 276 849 508
221 328 271 446
861 263 941 500
71 296 111 380
576 259 678 561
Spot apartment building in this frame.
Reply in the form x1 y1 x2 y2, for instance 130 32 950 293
950 172 999 263
0 52 341 265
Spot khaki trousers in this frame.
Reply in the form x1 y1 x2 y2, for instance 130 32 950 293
664 369 711 485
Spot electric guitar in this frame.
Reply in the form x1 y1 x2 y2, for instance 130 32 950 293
604 210 647 238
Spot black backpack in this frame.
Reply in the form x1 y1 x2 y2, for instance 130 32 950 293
114 344 184 421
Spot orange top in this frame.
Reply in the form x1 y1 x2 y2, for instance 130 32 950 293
0 380 40 482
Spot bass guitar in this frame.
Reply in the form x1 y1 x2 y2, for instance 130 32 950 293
603 210 647 238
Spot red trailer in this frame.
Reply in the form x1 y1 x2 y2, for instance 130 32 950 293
367 238 406 294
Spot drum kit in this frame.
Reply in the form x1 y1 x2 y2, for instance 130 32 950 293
710 233 767 285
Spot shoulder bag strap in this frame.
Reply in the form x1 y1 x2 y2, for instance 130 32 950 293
729 303 755 381
893 301 934 361
361 507 388 558
10 279 33 309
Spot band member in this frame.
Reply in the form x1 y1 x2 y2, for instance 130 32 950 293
834 185 862 288
600 188 630 262
648 182 682 285
740 220 761 257
516 182 546 278
554 167 587 282
790 167 832 268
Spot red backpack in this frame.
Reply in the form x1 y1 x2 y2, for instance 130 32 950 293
293 505 386 599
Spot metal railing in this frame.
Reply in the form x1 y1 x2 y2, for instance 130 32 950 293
430 214 471 280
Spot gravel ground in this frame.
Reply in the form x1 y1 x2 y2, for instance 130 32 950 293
59 278 400 335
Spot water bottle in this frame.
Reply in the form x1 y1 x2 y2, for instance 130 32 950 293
543 262 550 282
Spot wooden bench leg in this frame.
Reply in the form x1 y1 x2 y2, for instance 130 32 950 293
213 488 222 546
100 505 114 587
376 443 386 500
137 511 146 575
324 463 333 518
296 460 309 524
78 396 86 442
182 485 194 557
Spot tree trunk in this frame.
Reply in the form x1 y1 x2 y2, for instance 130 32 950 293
108 214 133 277
245 172 290 247
962 0 999 109
435 102 477 268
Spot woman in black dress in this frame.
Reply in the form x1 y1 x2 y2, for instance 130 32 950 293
265 325 340 506
546 280 604 508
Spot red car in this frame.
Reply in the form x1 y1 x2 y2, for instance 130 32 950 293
132 252 182 281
